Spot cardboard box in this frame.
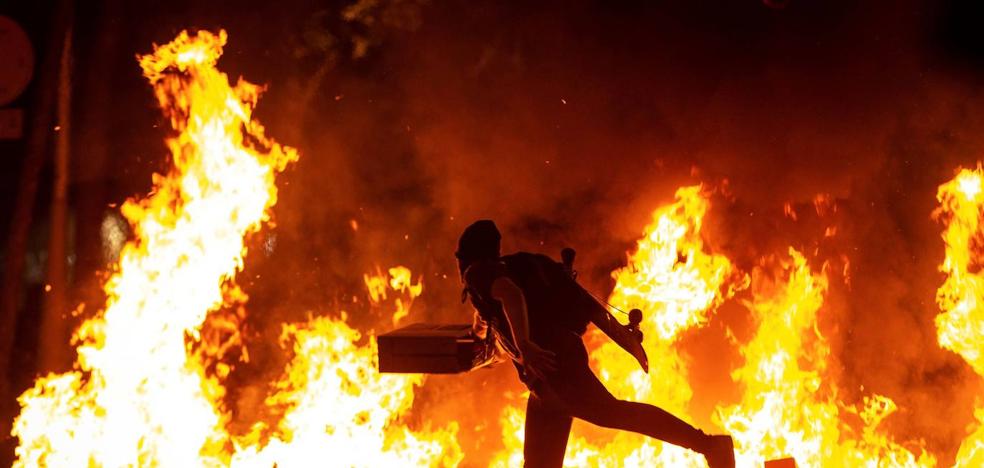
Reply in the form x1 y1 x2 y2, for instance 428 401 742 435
377 323 484 374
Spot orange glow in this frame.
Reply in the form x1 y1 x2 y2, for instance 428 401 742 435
12 30 459 467
784 202 798 221
14 29 295 467
492 187 933 467
229 315 461 467
935 165 984 466
364 265 423 326
494 185 746 465
714 249 932 467
12 28 984 468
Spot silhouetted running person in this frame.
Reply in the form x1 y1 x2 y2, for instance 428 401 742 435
456 220 735 468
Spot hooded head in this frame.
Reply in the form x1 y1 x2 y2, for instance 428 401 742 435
455 219 501 276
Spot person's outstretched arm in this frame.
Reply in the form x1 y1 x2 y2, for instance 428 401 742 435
577 285 649 373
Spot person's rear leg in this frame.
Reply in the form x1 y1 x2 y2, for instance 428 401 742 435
576 395 734 467
547 363 734 467
523 392 574 468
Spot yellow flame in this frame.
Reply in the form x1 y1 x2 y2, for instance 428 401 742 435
492 188 933 467
13 27 976 468
13 30 459 468
229 315 461 467
364 265 423 326
364 267 390 304
716 248 833 466
608 186 744 342
714 249 933 467
935 165 984 466
490 393 528 468
577 185 744 464
14 29 295 467
493 185 745 465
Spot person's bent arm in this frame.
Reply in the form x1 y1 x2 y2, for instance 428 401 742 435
470 311 503 369
490 277 557 380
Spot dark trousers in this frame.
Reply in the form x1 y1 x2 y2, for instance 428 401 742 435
523 333 707 468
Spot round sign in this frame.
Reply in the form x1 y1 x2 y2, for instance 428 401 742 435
0 16 35 106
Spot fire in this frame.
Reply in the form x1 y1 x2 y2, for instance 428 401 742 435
492 186 934 467
229 315 461 467
935 165 984 466
716 248 833 466
10 27 984 468
13 29 294 467
490 393 528 467
230 267 458 466
364 265 423 326
575 185 745 464
608 186 745 342
714 249 932 467
12 30 459 467
493 185 746 465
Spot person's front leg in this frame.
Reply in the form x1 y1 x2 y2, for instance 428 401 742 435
523 392 573 468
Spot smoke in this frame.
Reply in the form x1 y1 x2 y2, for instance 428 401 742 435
260 1 984 462
74 0 984 462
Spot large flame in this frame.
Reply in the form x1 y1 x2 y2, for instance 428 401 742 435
14 29 294 467
493 185 745 465
714 249 933 467
571 186 745 465
13 30 459 467
716 248 834 466
229 315 461 467
11 28 984 468
492 187 933 467
935 165 984 466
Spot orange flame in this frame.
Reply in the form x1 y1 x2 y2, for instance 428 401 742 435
14 29 295 467
229 315 461 467
13 30 459 467
364 266 423 326
494 185 746 465
13 28 981 468
716 248 833 465
714 249 933 467
493 187 934 467
935 165 984 466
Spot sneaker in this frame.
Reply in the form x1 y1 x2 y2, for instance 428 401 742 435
704 434 735 468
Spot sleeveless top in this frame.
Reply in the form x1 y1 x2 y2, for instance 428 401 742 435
463 252 592 370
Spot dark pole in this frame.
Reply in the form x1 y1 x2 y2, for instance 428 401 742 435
39 22 73 374
0 0 74 454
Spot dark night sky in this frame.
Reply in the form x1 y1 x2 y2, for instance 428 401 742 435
6 0 984 464
5 0 984 219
